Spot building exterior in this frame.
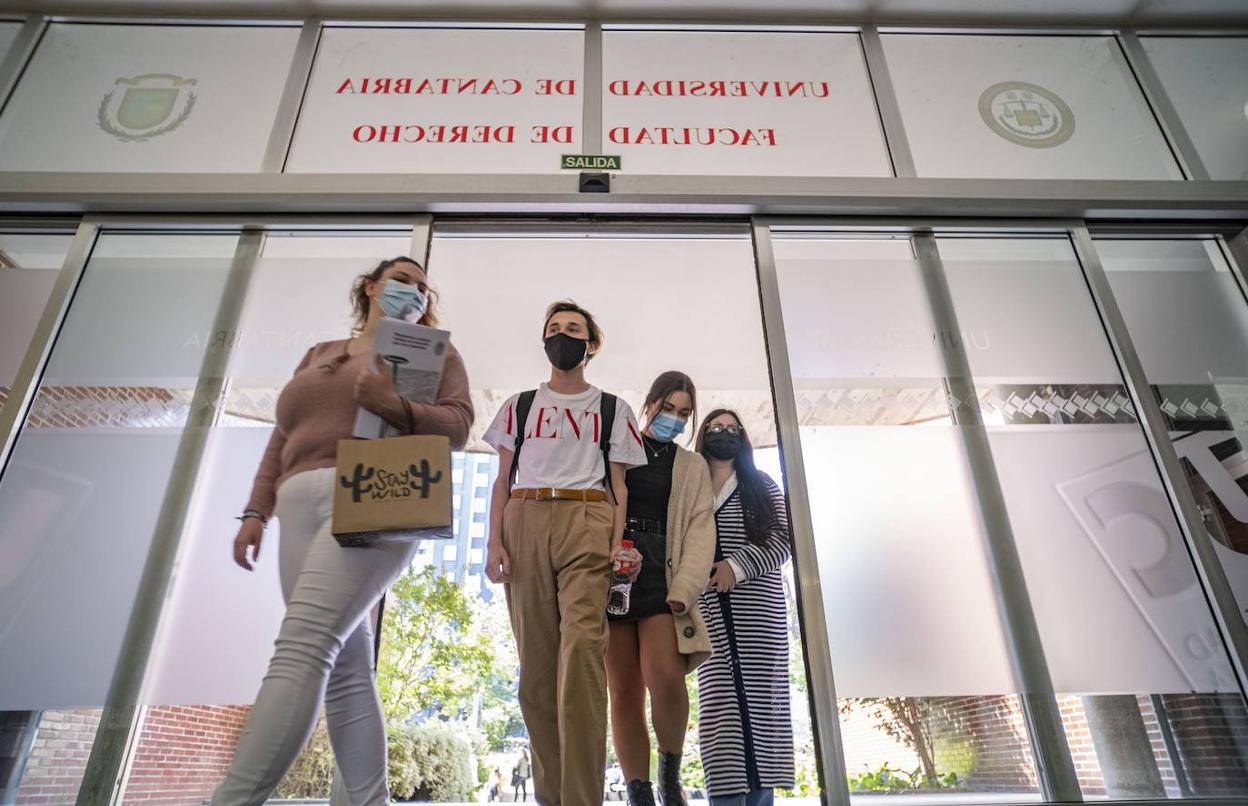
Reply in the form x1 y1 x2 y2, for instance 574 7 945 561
415 452 499 601
1 2 1247 805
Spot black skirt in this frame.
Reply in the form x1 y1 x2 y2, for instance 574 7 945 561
607 524 671 622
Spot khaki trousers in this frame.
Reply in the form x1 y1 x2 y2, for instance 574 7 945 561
503 497 614 806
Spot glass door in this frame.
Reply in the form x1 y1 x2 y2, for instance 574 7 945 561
757 222 1248 804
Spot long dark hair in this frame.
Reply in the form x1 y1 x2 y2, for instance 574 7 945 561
643 370 698 444
350 256 440 332
696 408 777 545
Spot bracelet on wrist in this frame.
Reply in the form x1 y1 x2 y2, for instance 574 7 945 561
400 395 416 435
237 510 268 526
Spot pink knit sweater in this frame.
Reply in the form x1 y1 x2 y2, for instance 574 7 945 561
244 339 474 518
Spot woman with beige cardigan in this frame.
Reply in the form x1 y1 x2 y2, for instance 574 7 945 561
606 371 717 806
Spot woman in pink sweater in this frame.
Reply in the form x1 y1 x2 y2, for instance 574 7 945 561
212 256 473 806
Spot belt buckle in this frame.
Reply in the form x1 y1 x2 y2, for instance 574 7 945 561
537 488 554 501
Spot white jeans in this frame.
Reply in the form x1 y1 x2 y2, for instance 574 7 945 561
212 467 419 806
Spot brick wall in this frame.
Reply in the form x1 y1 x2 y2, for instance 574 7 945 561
939 695 1037 792
12 706 249 805
936 694 1192 797
1163 693 1248 796
1057 694 1105 796
14 709 102 806
120 705 251 805
1138 695 1183 796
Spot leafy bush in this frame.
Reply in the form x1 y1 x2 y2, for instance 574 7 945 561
679 744 706 791
274 723 335 799
275 720 476 802
777 745 822 798
847 763 959 793
388 722 476 801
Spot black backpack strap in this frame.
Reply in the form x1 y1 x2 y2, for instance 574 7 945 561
508 389 538 487
599 392 617 492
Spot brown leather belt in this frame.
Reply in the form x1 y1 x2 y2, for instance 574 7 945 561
511 487 609 503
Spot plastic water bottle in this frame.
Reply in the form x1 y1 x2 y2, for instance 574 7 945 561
607 539 641 616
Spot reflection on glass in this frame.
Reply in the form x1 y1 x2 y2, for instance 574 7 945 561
1096 238 1248 797
1141 37 1248 181
286 27 584 175
0 21 23 65
109 234 413 803
0 24 300 172
601 30 891 178
0 232 241 802
772 234 1040 799
0 233 74 415
881 34 1182 180
937 235 1248 799
773 231 1248 800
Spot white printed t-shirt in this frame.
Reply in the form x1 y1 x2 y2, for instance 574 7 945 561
484 383 647 490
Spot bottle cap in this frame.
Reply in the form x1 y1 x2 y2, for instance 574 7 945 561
621 539 634 549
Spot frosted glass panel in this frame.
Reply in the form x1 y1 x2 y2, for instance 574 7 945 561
772 235 1040 796
0 24 299 172
934 236 1235 695
602 30 892 177
939 238 1122 384
882 34 1181 179
1142 37 1248 180
141 234 412 706
0 233 72 394
772 236 1016 694
992 426 1234 693
802 426 1015 696
1101 239 1248 635
0 21 22 64
286 27 583 174
774 231 1248 799
0 232 240 710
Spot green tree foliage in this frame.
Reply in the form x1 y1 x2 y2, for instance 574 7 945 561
376 566 497 723
388 722 477 801
474 595 525 752
840 697 968 790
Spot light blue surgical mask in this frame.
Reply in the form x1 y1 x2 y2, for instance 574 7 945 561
378 279 427 322
650 412 687 443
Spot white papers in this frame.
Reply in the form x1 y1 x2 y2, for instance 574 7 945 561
353 318 450 439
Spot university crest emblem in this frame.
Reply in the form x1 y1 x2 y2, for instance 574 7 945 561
97 74 197 142
978 81 1075 148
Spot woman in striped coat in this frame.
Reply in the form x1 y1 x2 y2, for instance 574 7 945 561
695 409 795 806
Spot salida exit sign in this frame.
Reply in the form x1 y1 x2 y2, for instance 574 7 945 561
561 154 621 170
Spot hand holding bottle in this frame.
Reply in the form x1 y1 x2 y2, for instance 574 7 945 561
612 540 642 582
607 539 642 616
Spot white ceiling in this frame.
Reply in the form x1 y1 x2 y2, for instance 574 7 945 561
5 0 1248 27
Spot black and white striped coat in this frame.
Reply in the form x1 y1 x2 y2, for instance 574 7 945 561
696 473 795 797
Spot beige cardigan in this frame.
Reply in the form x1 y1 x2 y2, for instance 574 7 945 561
663 446 718 672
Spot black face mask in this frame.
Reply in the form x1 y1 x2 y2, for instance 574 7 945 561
544 332 589 371
703 431 742 461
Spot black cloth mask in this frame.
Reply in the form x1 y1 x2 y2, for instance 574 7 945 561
544 332 589 371
703 431 742 461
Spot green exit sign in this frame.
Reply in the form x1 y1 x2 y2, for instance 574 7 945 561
561 154 621 170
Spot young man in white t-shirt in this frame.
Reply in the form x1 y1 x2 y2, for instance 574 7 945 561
484 300 647 806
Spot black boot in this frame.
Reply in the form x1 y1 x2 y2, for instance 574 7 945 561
656 752 687 806
627 779 656 806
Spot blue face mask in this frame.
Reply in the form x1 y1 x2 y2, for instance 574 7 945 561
650 411 687 443
378 279 427 322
